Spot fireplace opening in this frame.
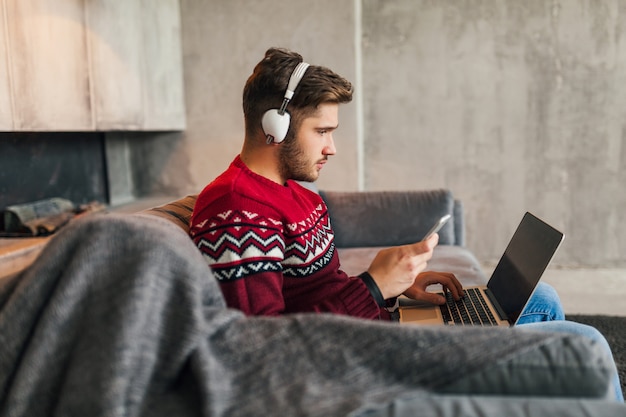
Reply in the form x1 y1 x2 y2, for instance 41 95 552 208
1 130 186 219
0 132 109 210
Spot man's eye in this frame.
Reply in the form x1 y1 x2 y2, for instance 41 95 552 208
318 130 328 135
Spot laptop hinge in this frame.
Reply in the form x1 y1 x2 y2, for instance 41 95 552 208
484 288 508 322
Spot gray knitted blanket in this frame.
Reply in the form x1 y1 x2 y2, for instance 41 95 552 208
0 214 619 417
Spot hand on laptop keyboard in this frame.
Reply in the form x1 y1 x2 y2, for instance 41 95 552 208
402 271 465 305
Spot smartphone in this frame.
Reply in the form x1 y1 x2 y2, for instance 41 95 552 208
422 214 451 241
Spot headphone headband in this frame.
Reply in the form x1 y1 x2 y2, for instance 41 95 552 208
284 62 310 102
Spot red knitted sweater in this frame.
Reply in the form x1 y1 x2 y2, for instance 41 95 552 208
190 156 387 319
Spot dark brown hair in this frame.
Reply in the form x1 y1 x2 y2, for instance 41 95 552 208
242 47 353 141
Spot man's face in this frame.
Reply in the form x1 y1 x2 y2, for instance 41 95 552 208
278 102 339 183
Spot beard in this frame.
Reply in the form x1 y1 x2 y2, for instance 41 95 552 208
278 138 320 183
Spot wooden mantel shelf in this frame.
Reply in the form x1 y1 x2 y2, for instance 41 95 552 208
0 195 177 281
0 237 49 280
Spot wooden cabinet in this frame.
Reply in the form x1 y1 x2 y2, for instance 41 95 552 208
0 0 185 131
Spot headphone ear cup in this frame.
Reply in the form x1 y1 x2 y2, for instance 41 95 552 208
262 109 290 144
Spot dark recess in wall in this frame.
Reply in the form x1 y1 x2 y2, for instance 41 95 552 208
0 132 109 210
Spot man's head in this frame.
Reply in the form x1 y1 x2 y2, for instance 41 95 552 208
243 48 353 144
241 48 353 183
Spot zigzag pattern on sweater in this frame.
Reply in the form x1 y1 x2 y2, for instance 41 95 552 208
195 205 335 281
283 243 336 278
208 243 337 281
210 258 283 281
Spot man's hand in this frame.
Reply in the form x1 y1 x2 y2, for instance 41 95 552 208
403 271 464 305
366 234 439 300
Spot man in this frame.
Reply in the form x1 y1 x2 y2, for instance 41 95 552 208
190 47 464 319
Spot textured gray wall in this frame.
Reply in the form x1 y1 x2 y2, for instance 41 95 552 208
172 0 626 267
361 0 626 267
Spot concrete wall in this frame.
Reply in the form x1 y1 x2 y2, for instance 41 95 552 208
169 0 626 268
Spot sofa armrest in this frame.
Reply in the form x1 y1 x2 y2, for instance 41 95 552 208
352 395 625 417
140 194 197 234
319 189 460 247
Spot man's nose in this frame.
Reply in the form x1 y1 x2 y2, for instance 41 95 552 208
324 135 336 155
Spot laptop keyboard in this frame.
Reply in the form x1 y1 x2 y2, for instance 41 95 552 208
439 288 498 325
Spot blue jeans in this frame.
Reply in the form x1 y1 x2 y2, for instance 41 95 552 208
517 283 624 402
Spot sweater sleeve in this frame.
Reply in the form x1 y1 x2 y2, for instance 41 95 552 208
306 276 389 319
219 270 384 319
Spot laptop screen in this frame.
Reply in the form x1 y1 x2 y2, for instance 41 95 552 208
487 212 564 324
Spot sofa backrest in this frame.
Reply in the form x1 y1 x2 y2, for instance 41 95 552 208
141 188 465 247
319 189 462 247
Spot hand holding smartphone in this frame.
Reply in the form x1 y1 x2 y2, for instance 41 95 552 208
422 214 451 241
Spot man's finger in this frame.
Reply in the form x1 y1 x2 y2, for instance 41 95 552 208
407 233 438 255
419 271 465 300
441 273 463 298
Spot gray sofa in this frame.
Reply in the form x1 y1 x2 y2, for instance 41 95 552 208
2 187 625 416
138 188 626 416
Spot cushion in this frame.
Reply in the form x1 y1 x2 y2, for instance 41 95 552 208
338 245 488 287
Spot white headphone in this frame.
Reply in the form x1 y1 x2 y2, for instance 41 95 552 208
261 62 310 144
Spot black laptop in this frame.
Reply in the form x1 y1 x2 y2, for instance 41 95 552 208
399 212 564 326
